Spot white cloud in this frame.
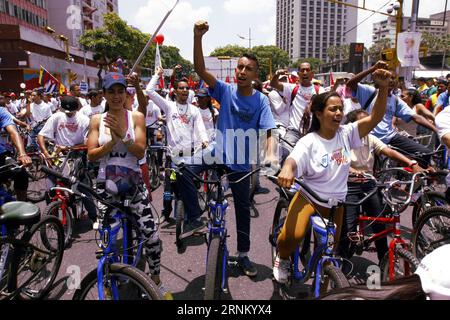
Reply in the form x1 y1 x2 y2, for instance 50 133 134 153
223 0 275 15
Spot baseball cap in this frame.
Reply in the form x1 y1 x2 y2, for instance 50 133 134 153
103 72 127 90
415 244 450 300
195 88 210 98
60 96 80 113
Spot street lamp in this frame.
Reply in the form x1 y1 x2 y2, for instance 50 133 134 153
237 28 252 50
387 1 403 70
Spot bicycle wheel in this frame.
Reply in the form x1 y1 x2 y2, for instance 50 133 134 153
269 198 289 267
148 154 160 191
204 235 225 300
412 206 450 260
72 263 163 300
17 215 64 299
43 200 73 248
175 199 185 248
412 191 448 227
312 264 350 297
380 246 420 282
26 156 47 203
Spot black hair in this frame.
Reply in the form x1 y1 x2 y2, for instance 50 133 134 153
437 79 448 86
70 84 80 92
301 91 342 134
241 53 260 70
405 89 422 105
418 77 426 82
174 77 189 90
319 275 426 300
87 90 100 99
252 79 263 92
346 109 369 124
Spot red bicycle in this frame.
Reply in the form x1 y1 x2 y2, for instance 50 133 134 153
43 146 92 247
345 168 421 282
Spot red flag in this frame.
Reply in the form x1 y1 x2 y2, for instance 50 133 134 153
330 68 335 86
233 76 237 84
225 76 230 84
188 75 195 89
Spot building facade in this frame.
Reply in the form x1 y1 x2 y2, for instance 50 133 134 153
0 0 49 32
47 0 118 48
372 15 449 46
276 0 358 63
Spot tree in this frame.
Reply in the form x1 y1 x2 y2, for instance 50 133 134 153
79 13 192 86
368 38 392 63
210 44 290 80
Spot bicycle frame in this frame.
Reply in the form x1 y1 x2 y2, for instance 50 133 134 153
96 209 144 300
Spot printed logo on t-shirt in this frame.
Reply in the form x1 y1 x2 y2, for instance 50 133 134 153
321 154 329 168
230 103 255 123
173 113 192 125
331 148 350 166
58 122 79 133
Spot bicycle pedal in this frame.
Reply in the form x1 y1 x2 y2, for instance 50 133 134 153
95 249 104 259
227 260 238 267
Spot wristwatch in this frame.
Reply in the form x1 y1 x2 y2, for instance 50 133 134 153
409 160 418 167
122 136 135 147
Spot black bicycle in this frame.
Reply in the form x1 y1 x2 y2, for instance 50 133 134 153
0 202 64 300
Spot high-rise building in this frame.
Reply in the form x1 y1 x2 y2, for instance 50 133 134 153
276 0 358 63
0 0 49 32
47 0 118 48
372 15 449 47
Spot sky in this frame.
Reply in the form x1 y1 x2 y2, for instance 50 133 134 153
118 0 450 63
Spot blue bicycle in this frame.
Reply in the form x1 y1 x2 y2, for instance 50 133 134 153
267 176 378 298
178 163 260 300
41 166 163 300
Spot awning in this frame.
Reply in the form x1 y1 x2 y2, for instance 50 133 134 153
413 70 450 79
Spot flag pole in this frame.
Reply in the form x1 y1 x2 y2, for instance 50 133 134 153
130 0 180 74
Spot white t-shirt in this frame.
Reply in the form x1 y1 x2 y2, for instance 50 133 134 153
199 107 218 142
39 111 90 146
50 98 60 113
145 101 162 127
146 75 208 158
30 101 53 126
436 106 450 140
78 97 89 109
343 98 362 123
6 102 19 115
268 89 290 128
80 104 105 118
288 122 362 207
188 90 196 105
283 83 324 131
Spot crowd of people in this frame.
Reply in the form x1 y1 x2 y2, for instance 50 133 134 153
1 20 450 300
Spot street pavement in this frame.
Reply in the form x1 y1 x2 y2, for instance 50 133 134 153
42 175 415 301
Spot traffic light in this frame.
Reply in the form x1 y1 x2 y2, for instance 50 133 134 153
381 48 395 61
69 71 78 83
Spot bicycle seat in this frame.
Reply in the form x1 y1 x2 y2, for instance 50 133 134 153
0 202 40 228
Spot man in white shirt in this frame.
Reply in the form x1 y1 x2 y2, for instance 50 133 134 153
195 88 218 142
38 95 96 220
146 67 209 226
80 90 105 118
270 62 324 162
70 84 89 109
21 90 53 150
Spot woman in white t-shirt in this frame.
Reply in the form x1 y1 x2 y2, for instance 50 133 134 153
273 69 392 284
87 72 164 291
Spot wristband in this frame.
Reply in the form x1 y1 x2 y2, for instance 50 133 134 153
409 160 418 167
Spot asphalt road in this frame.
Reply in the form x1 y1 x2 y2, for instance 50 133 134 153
40 174 417 301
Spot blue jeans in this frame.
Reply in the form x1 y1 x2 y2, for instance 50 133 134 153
30 122 45 150
177 164 252 253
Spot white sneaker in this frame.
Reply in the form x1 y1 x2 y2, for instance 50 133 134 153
273 254 290 284
92 220 100 231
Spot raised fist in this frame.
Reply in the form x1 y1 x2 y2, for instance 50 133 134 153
194 20 209 37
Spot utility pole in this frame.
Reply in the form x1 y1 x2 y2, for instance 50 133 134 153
409 0 420 83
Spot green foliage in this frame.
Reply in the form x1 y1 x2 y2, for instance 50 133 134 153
210 44 290 80
79 13 192 72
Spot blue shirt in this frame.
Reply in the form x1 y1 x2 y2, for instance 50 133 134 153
437 92 450 110
0 108 15 155
354 84 414 144
209 80 276 172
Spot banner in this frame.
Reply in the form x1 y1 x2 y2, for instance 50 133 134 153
398 32 422 67
155 44 164 89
